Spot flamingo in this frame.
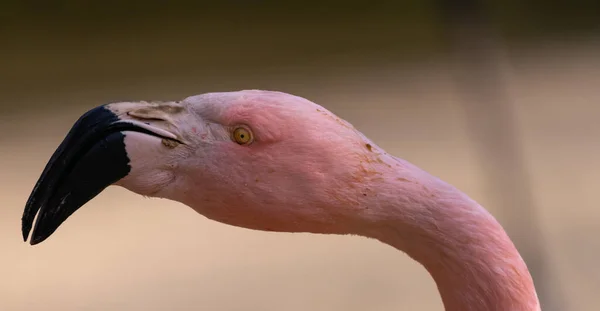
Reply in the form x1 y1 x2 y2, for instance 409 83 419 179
21 90 540 311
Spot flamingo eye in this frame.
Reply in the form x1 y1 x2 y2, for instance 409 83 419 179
232 126 253 145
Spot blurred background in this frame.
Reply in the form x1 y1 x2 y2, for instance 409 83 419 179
1 1 598 310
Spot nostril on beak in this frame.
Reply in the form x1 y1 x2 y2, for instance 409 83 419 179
126 111 166 122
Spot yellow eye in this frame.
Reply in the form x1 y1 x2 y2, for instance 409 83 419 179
232 127 253 145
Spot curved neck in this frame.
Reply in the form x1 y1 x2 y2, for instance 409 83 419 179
358 158 540 311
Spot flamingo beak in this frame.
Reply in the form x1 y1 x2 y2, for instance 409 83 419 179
21 105 180 245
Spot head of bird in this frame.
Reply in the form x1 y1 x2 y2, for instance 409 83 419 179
23 90 400 244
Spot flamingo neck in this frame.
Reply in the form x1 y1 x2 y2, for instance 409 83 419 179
359 158 540 311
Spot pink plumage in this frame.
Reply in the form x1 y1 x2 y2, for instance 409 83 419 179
23 90 541 311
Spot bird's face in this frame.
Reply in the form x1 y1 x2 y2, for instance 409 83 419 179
23 90 384 244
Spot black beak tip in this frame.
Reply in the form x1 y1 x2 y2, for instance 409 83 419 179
20 105 134 246
22 226 29 243
21 214 34 243
29 234 45 246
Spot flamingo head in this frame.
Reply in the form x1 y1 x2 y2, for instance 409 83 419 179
22 90 395 244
